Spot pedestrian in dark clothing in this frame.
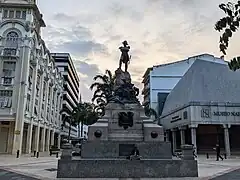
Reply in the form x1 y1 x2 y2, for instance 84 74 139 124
192 144 197 158
214 144 223 161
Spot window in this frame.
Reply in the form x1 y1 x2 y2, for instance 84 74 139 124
52 90 56 105
6 32 19 48
3 48 17 56
2 62 16 85
0 90 12 108
3 10 8 18
34 99 38 115
26 93 31 111
41 103 44 118
43 81 46 100
16 11 21 19
22 11 26 19
9 10 14 18
28 67 33 90
48 86 51 102
36 75 40 96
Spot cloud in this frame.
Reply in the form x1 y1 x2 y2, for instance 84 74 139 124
39 0 240 102
42 24 109 57
56 40 108 57
73 60 102 102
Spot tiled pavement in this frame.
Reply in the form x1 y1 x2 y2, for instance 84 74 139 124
1 154 240 179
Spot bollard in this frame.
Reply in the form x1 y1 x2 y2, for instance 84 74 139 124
56 152 58 158
206 153 209 159
16 150 20 158
50 150 52 156
33 151 36 157
36 152 39 158
224 153 227 159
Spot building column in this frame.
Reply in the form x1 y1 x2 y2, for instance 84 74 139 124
189 124 198 154
12 42 31 155
171 129 177 153
165 130 170 142
45 129 50 151
26 122 33 154
179 126 186 145
50 130 54 146
40 125 46 152
57 133 61 149
223 124 231 157
34 123 40 152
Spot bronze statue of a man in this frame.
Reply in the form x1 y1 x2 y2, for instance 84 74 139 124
119 40 131 72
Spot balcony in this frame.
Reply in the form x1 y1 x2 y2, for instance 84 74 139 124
1 48 20 58
1 77 14 86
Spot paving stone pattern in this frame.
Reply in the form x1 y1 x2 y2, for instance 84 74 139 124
0 169 39 180
210 168 240 180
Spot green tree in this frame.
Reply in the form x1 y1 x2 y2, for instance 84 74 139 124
215 1 240 70
60 107 78 142
72 102 99 137
90 69 115 116
144 107 158 122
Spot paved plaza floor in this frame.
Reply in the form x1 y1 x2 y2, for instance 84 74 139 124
0 154 240 179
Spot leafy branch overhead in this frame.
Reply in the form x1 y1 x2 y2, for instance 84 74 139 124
215 1 240 71
215 1 240 55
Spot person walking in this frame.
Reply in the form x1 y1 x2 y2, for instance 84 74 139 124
192 144 197 158
214 144 223 161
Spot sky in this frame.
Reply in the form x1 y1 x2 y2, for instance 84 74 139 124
37 0 240 102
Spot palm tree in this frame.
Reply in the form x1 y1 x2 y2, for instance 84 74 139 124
72 102 99 138
144 106 159 122
60 108 78 142
90 69 115 115
215 1 240 70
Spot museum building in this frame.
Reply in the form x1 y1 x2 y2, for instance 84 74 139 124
160 59 240 156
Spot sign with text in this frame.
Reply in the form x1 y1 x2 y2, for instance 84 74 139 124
213 111 240 116
201 108 240 118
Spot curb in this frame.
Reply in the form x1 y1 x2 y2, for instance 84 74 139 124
0 167 55 180
200 166 240 180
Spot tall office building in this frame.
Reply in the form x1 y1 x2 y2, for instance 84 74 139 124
51 53 80 139
142 54 227 116
0 0 64 155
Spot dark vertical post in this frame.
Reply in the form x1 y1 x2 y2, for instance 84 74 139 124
206 153 209 159
16 150 20 158
33 150 36 157
36 152 39 158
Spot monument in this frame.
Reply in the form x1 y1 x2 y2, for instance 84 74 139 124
57 41 198 178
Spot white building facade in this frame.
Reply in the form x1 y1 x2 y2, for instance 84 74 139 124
0 0 64 155
142 54 227 116
51 53 80 139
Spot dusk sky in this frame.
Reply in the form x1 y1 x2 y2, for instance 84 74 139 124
38 0 239 101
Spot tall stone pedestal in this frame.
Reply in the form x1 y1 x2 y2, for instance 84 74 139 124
57 102 198 178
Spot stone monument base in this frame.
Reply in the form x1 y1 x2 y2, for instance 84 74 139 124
57 159 198 178
81 141 172 159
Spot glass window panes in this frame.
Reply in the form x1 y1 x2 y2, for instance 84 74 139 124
16 11 21 19
9 10 14 18
22 11 26 19
3 10 8 18
3 62 15 77
0 90 13 97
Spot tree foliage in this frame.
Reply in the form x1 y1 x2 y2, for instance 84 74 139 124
60 102 99 140
215 1 240 70
215 1 240 55
90 70 115 116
